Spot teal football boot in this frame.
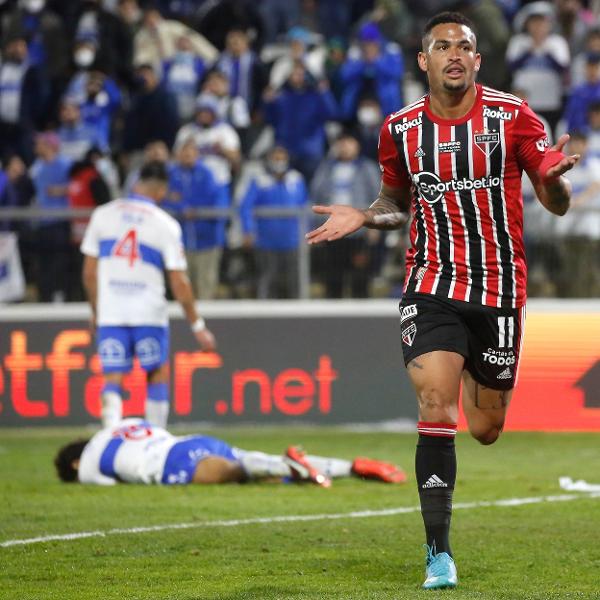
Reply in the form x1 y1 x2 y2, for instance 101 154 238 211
422 544 458 590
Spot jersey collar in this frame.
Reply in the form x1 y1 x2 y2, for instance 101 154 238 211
128 193 155 205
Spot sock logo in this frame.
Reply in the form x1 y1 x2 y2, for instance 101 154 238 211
422 474 448 488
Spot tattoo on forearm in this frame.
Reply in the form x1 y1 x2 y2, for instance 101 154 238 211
364 192 408 230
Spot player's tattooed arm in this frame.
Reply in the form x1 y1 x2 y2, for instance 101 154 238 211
306 183 410 244
363 183 411 230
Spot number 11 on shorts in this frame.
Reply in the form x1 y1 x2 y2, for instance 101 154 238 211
497 316 515 348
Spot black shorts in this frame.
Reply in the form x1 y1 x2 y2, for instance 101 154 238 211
399 292 525 390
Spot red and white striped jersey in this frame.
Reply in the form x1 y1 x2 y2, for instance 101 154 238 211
379 84 549 308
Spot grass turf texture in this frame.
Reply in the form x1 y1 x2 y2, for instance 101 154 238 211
1 428 599 600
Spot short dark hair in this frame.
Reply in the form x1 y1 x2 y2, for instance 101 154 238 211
422 12 477 48
569 130 588 142
139 160 168 182
54 439 89 482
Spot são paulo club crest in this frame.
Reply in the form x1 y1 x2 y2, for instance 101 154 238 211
402 322 417 346
474 129 500 156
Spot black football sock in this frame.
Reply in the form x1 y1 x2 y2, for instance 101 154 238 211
415 421 457 558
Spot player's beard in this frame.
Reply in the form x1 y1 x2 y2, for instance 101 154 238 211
442 78 469 93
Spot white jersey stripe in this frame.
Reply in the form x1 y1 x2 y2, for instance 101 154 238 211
467 119 486 304
483 111 504 306
430 122 442 295
498 117 517 307
451 125 471 301
415 117 428 293
389 99 426 120
401 118 417 287
481 87 523 103
482 95 522 107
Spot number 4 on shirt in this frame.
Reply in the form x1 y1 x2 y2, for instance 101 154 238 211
113 229 139 267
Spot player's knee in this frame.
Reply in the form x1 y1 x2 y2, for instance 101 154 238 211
470 423 503 445
418 387 456 422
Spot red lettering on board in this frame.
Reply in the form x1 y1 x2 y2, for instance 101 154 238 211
5 331 47 417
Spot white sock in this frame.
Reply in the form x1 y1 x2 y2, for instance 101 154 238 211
101 391 122 428
237 451 292 479
306 455 353 478
145 400 169 428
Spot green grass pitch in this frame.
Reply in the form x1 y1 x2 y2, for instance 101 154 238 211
1 427 599 599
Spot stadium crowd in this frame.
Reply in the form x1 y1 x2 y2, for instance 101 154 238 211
0 0 598 302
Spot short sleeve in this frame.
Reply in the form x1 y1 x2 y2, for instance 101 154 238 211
163 219 188 271
378 119 411 189
514 102 552 174
220 124 241 152
80 209 100 257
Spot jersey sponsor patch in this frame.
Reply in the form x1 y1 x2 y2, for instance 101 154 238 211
412 171 501 204
438 141 461 153
483 106 513 121
481 349 516 366
402 322 417 346
393 115 422 134
400 303 418 323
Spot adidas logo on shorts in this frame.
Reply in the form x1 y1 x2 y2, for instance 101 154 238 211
497 367 512 380
422 474 448 488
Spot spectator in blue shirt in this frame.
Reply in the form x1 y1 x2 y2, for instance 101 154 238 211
263 62 337 181
216 27 268 113
339 22 403 122
57 98 107 161
29 132 73 302
239 145 308 299
162 35 208 124
564 53 600 133
0 34 48 164
310 132 382 298
65 69 122 150
167 139 226 300
1 0 69 113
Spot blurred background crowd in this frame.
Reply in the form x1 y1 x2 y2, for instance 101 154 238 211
0 0 598 302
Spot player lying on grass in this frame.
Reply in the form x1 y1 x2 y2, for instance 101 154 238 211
54 418 406 487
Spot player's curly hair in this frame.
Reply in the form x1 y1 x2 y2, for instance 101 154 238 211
54 439 89 483
422 12 477 48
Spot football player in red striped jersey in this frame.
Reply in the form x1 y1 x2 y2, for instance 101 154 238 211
307 11 578 590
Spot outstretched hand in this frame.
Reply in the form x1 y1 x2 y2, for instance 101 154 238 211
194 328 217 352
305 205 366 244
545 134 580 180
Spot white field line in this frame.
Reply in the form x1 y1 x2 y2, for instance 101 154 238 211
2 491 600 549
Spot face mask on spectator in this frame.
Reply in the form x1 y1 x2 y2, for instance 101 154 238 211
21 0 45 12
75 48 96 68
357 106 381 127
267 159 289 175
175 51 194 62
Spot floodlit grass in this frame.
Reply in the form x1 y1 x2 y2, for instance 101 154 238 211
1 427 599 599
